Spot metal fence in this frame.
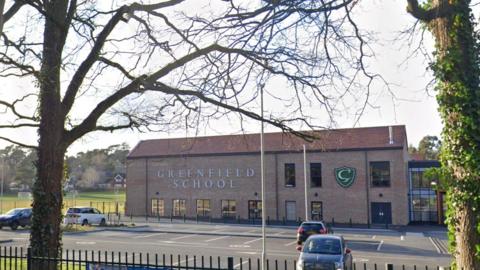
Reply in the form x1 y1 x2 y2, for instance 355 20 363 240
0 201 126 215
0 246 452 270
119 214 395 230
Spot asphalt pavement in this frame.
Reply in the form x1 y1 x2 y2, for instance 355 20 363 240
0 222 451 270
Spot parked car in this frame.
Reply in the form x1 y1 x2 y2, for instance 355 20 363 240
64 207 106 226
0 208 32 230
296 221 328 244
296 235 352 270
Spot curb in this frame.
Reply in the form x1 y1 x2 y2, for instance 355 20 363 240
104 227 297 240
63 228 107 235
63 224 149 235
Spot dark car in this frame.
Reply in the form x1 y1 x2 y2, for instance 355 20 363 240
0 208 32 230
296 235 352 270
296 221 328 244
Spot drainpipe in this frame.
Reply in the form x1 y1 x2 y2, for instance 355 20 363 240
145 158 149 217
275 154 279 220
364 151 370 227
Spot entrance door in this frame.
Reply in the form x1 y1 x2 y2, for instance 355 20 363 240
371 202 392 224
285 201 296 221
248 200 262 219
311 201 323 220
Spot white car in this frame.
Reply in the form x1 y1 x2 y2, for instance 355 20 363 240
64 207 106 226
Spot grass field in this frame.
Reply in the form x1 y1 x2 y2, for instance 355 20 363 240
0 259 89 270
0 191 126 214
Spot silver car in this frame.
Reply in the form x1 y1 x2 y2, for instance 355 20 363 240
296 235 353 270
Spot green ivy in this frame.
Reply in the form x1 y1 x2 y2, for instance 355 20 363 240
423 0 480 268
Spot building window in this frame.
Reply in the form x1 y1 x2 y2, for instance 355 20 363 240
151 199 164 216
221 200 236 218
310 163 322 187
248 200 262 219
411 171 431 189
311 201 323 220
172 199 186 216
196 199 211 217
370 161 390 187
411 193 438 223
285 163 296 187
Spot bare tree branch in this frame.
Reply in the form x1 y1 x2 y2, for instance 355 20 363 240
0 94 39 121
0 135 37 149
406 0 455 21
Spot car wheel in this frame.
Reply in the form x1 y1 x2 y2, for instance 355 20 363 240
82 219 89 226
100 218 106 226
0 225 3 230
10 222 19 230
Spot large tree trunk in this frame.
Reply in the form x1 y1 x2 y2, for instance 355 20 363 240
455 201 480 269
29 1 69 269
30 138 66 269
426 1 480 269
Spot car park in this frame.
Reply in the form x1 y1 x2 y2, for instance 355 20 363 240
296 235 352 270
0 208 32 230
64 207 106 226
296 221 329 244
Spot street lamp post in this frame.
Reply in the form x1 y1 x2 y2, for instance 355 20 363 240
260 85 267 270
0 158 4 213
303 145 308 222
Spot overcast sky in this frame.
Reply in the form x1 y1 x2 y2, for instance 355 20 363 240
66 0 440 154
0 0 443 154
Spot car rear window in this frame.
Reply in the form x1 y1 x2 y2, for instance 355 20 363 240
301 223 325 231
303 238 341 255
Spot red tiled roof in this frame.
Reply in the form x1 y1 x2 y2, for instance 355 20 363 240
409 153 425 161
127 125 407 158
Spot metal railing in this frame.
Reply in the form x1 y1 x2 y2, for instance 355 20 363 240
0 200 126 215
0 246 452 270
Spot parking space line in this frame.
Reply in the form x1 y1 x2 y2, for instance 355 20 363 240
172 257 194 266
234 260 249 269
400 235 405 241
376 240 384 251
243 238 262 245
429 237 441 254
170 235 196 241
133 233 164 239
205 236 230 242
372 235 376 240
284 241 297 247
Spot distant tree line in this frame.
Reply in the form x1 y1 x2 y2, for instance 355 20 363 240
0 143 130 194
408 135 441 160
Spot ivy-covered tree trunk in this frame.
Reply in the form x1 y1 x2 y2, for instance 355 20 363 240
30 1 70 269
407 0 480 269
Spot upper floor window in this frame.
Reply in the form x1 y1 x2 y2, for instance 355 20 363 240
285 163 296 187
411 170 431 189
371 161 390 187
310 163 322 187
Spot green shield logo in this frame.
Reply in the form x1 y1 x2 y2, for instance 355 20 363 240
334 167 356 188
